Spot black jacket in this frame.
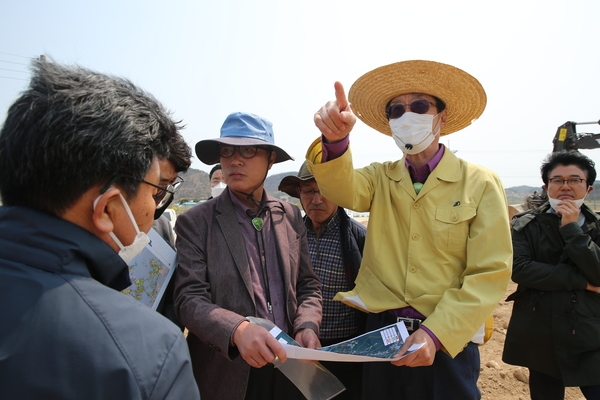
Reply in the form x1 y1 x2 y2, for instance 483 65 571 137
337 208 367 285
503 203 600 386
307 207 367 339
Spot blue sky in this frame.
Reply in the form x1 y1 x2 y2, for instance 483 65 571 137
1 0 600 189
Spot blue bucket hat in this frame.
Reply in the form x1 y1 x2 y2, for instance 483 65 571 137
195 112 294 165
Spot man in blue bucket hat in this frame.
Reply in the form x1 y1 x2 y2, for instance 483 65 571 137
174 112 323 400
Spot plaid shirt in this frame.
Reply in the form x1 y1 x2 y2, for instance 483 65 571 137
306 212 359 340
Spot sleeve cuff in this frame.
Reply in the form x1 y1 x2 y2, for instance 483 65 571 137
322 135 349 162
421 325 442 352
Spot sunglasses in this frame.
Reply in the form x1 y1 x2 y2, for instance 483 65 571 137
219 145 269 159
386 100 435 120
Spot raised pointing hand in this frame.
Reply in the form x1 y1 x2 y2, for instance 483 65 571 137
314 81 356 142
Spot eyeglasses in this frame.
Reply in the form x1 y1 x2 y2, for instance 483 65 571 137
386 100 435 120
548 177 586 187
101 174 184 212
299 189 321 199
143 175 184 209
219 145 269 159
152 179 182 219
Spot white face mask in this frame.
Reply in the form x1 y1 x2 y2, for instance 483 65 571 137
389 112 440 155
548 196 586 211
94 193 150 263
211 181 227 198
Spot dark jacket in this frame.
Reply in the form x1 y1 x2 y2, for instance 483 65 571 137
0 206 199 399
337 207 367 285
503 203 600 386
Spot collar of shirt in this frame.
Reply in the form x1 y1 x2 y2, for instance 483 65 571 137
404 144 445 183
228 189 281 217
306 209 341 236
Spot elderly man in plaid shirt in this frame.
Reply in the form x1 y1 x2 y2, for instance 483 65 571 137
279 161 367 400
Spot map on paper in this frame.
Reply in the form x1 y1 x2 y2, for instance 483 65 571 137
320 323 406 358
121 229 176 310
281 322 423 362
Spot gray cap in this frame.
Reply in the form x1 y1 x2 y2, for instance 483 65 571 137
278 161 314 198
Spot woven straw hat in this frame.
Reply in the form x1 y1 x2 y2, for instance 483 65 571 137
348 60 486 136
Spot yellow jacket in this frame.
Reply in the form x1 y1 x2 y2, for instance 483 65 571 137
306 139 512 357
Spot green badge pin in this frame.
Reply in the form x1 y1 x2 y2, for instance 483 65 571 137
252 217 264 231
413 182 423 194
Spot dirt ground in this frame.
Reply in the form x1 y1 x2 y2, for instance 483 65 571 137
479 281 584 400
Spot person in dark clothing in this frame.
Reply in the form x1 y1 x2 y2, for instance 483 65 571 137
279 161 367 400
503 150 600 400
152 132 191 329
0 58 199 400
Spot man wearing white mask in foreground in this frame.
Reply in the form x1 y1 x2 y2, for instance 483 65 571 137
0 59 198 399
504 150 600 399
307 60 512 399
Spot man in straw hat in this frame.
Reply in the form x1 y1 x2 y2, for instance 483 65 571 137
279 161 367 399
173 112 322 400
307 60 513 399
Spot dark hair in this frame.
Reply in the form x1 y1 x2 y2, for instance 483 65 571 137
209 164 222 180
165 133 192 173
0 58 185 215
540 151 596 186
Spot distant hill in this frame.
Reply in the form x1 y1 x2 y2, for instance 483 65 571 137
174 167 598 208
172 168 297 204
175 169 210 203
0 165 589 210
504 185 544 205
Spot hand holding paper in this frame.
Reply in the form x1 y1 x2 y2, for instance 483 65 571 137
391 328 436 367
233 320 287 367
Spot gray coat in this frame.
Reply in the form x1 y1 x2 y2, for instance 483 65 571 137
503 203 600 386
173 188 322 400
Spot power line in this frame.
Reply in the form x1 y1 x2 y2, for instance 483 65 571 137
0 75 28 81
0 51 32 59
0 67 28 74
0 59 29 66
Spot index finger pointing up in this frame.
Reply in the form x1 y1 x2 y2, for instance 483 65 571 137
334 81 349 111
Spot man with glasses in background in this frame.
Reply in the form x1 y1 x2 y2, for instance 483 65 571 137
504 150 600 399
152 143 191 329
307 60 512 399
208 164 226 199
279 161 367 400
173 112 322 400
0 59 198 399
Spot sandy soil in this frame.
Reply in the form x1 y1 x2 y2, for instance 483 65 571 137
479 281 584 400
